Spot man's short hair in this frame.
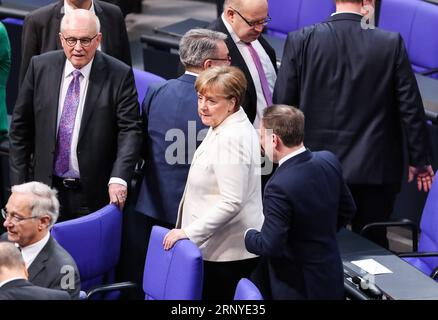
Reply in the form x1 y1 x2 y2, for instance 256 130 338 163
262 105 305 147
60 9 101 34
11 182 60 228
0 242 25 271
179 28 227 69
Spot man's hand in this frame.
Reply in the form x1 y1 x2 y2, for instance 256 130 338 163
408 165 435 192
163 229 188 251
108 183 128 210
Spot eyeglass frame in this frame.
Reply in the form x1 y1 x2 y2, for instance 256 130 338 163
205 55 232 63
230 7 271 27
1 208 41 224
60 33 98 47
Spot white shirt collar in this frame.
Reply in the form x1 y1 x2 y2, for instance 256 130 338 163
278 146 307 167
331 11 363 17
21 232 51 269
64 57 94 80
0 277 27 288
64 0 95 14
185 71 199 77
221 13 245 44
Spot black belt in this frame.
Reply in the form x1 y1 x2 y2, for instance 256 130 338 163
53 176 81 189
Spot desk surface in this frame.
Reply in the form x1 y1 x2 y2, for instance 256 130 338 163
338 229 438 300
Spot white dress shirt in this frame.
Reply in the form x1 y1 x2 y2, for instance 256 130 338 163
278 146 307 167
21 232 50 269
64 0 102 51
222 14 277 129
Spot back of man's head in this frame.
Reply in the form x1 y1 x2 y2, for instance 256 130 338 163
262 105 305 147
0 242 27 281
179 28 228 71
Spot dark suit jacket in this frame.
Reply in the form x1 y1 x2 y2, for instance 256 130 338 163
273 13 431 185
0 279 71 300
209 17 277 123
245 150 356 300
19 0 131 83
135 74 207 224
9 50 142 212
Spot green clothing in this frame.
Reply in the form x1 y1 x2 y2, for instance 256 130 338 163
0 22 11 136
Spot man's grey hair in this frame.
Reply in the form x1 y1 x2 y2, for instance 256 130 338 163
11 182 60 228
60 9 101 34
0 242 24 272
179 28 227 69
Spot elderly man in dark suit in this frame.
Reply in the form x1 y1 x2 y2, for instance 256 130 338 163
19 0 131 84
9 9 142 221
245 105 356 300
0 241 70 300
2 182 80 299
273 0 434 248
209 0 277 128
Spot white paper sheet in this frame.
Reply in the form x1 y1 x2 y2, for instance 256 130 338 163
351 259 393 275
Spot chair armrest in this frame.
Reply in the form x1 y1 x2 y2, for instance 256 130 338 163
418 67 438 76
86 281 139 299
398 252 438 258
360 219 419 252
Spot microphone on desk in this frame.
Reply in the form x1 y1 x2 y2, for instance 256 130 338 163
352 276 383 299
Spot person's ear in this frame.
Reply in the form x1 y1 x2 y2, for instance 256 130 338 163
203 59 213 69
225 7 235 22
38 215 51 230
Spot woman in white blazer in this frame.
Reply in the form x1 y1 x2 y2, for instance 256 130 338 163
163 66 264 300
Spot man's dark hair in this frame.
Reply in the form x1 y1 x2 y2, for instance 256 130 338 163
262 105 305 147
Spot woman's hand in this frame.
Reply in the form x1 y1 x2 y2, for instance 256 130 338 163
163 228 188 250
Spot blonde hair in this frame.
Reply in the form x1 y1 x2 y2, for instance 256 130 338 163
195 66 247 109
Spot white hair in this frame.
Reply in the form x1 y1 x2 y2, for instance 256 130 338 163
11 182 60 228
60 8 101 34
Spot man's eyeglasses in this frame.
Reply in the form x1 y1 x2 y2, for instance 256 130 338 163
1 208 40 224
61 34 98 47
231 7 271 27
206 55 232 62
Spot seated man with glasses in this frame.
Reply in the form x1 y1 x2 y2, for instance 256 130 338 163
9 9 142 222
1 182 80 299
209 0 277 129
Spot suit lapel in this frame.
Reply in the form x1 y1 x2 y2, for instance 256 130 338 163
48 52 67 144
78 52 107 142
27 238 52 282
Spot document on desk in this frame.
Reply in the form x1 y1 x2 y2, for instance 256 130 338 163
351 259 393 275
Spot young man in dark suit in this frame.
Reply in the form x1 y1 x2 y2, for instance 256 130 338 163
273 0 434 248
2 182 80 299
9 9 142 220
19 0 131 83
0 242 70 300
209 0 277 128
245 105 356 300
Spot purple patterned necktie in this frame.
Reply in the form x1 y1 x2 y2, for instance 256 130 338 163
54 69 82 178
246 42 273 106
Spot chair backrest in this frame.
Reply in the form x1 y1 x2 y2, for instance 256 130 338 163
132 68 165 106
267 0 335 37
234 278 263 300
417 178 438 270
379 0 438 77
143 226 203 300
51 204 122 292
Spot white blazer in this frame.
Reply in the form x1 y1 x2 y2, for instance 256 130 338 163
176 107 264 262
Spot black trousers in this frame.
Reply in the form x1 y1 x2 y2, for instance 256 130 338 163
52 177 91 222
203 257 259 300
349 183 401 249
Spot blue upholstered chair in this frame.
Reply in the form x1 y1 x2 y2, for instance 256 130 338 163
86 225 204 300
142 226 203 300
51 204 123 299
132 68 165 106
234 278 263 300
361 178 438 281
266 0 335 38
379 0 438 78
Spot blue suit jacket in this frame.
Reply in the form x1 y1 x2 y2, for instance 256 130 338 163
245 150 356 300
136 74 207 224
